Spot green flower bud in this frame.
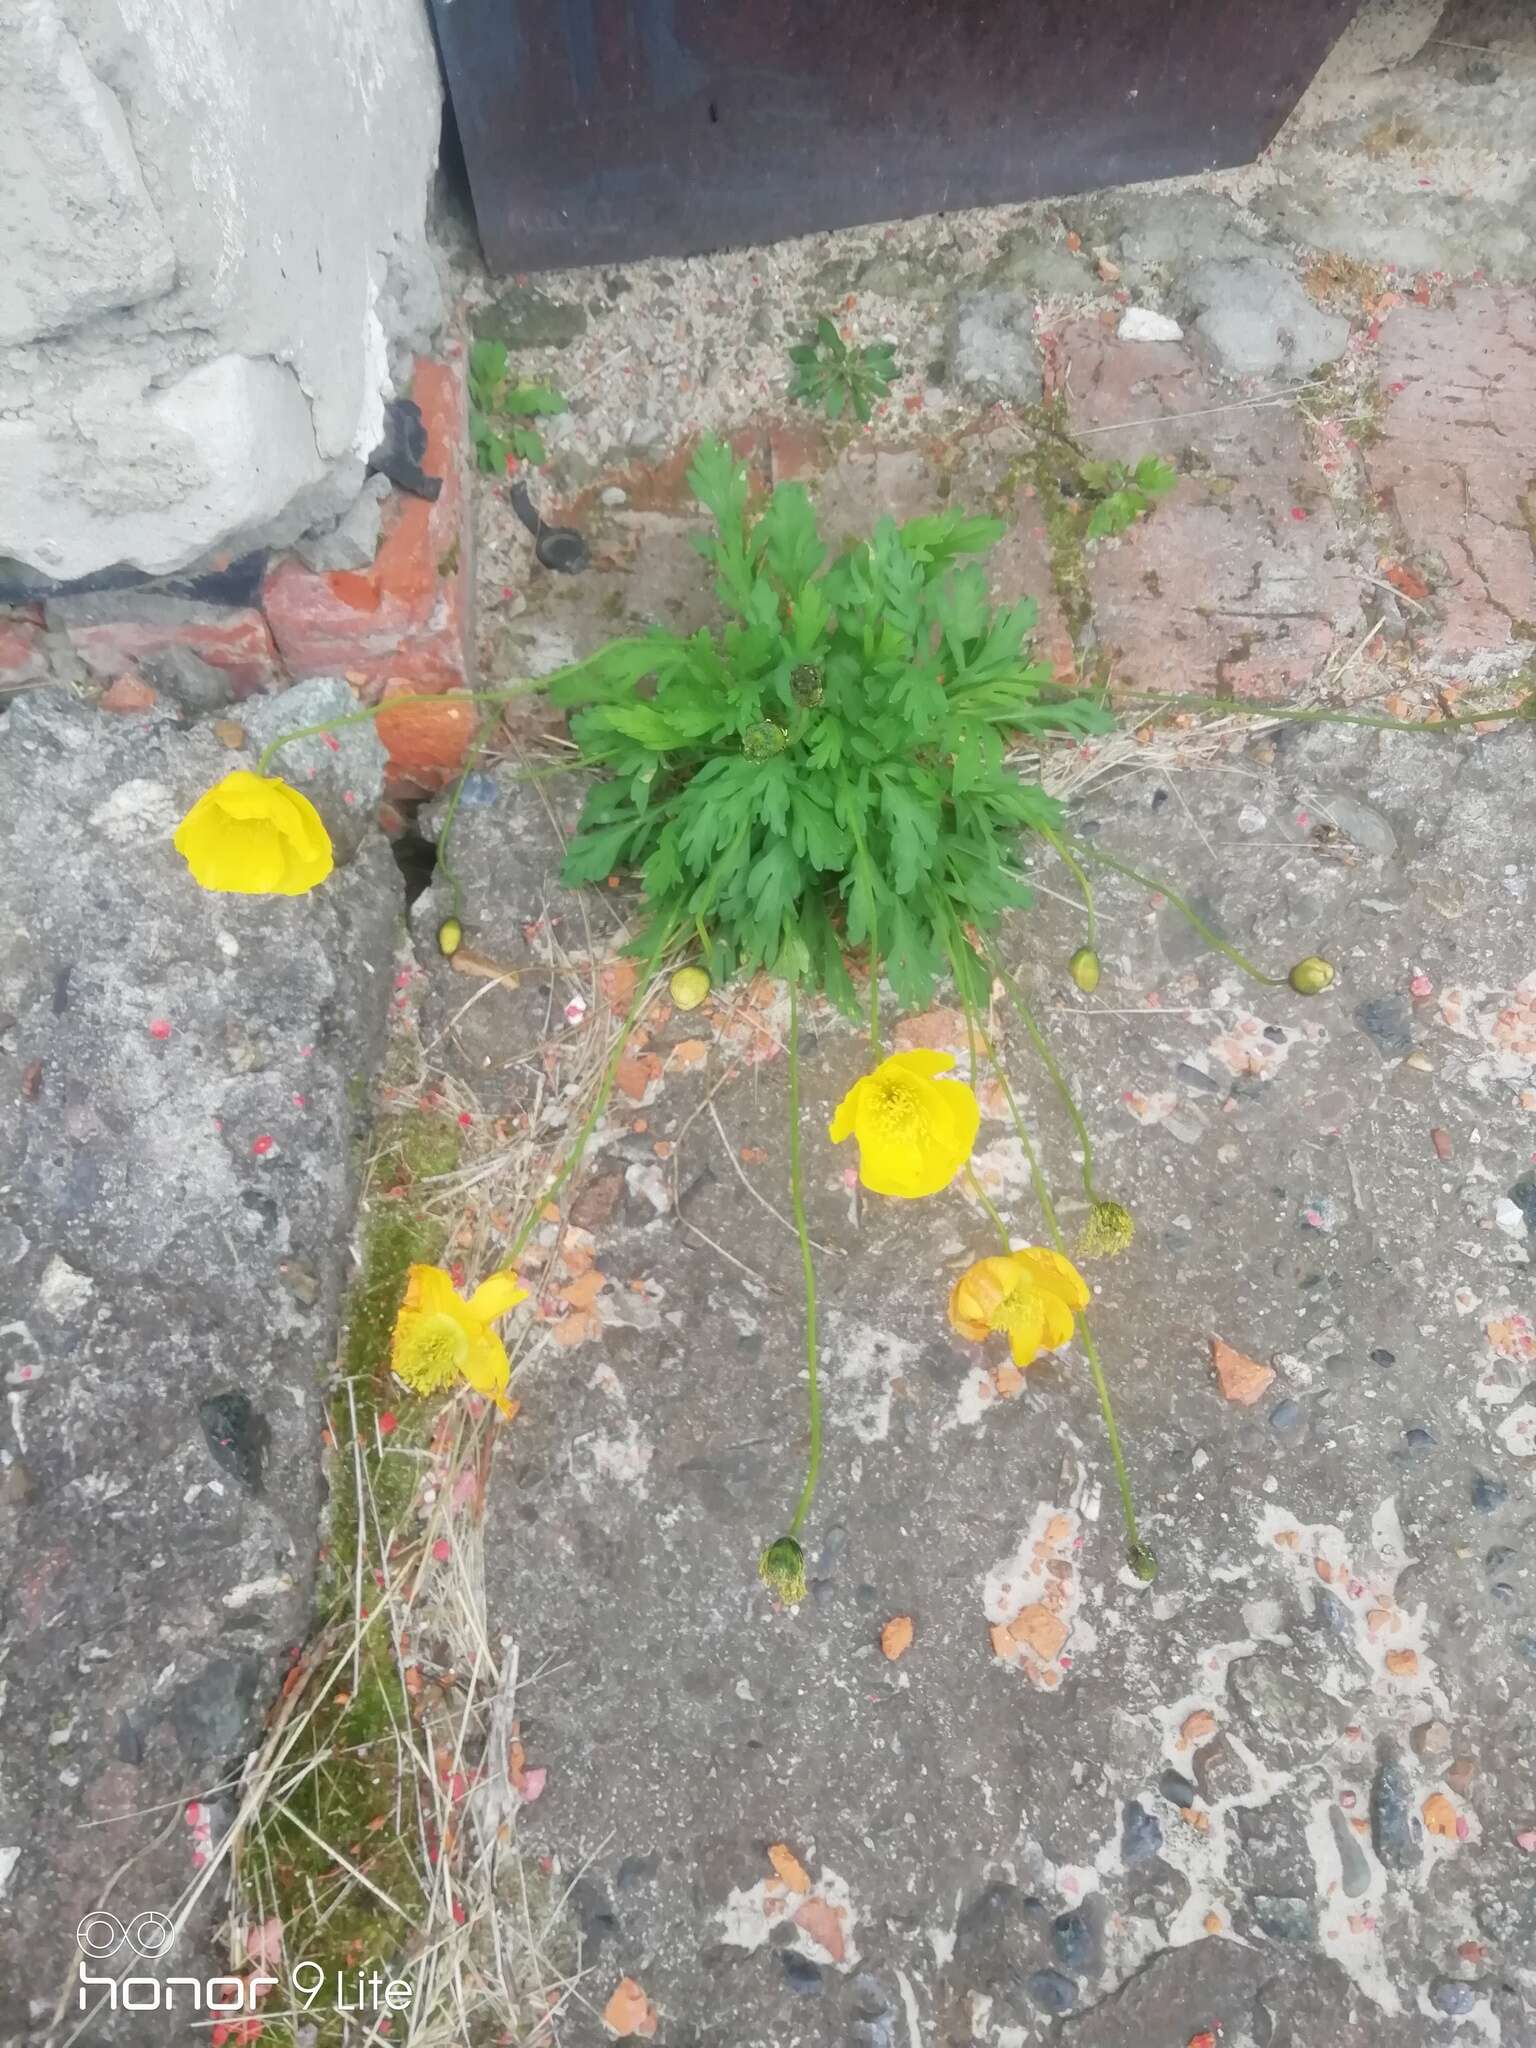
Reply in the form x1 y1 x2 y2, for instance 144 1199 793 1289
437 917 463 957
1077 1200 1135 1258
790 662 825 707
1069 946 1101 994
742 720 789 761
1288 955 1335 996
1127 1541 1159 1583
669 965 711 1012
758 1535 807 1606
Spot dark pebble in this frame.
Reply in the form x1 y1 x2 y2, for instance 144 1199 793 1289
1263 1024 1287 1045
1370 1748 1422 1871
198 1390 269 1492
1122 1799 1163 1865
1490 1582 1516 1604
615 1853 659 1892
1429 1980 1477 2017
1025 1969 1077 2015
1353 994 1414 1056
818 1524 849 1568
1176 1062 1224 1094
1404 1425 1436 1449
1507 1177 1536 1232
1329 1805 1372 1898
854 1583 878 1610
1472 1472 1508 1513
1517 1637 1536 1668
1487 1547 1516 1572
1370 1347 1395 1367
1250 1893 1314 1942
1158 1770 1198 1808
780 1953 823 1995
1269 1399 1302 1434
1052 1909 1095 1972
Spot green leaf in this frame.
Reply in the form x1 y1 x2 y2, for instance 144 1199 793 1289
593 701 688 749
1085 490 1142 539
879 778 939 895
510 424 546 465
899 513 1006 570
815 315 843 354
468 338 508 399
504 382 568 417
1133 454 1178 496
545 637 668 707
560 819 638 885
752 483 825 595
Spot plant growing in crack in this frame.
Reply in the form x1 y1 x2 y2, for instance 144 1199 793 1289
1077 452 1178 537
787 314 899 422
173 439 1536 1595
467 337 567 472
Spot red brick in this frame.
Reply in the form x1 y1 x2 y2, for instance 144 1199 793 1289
564 424 767 522
766 419 831 487
985 510 1077 686
1366 288 1536 663
99 674 158 713
263 357 471 694
0 615 45 682
59 604 276 696
1057 321 1363 698
375 685 476 797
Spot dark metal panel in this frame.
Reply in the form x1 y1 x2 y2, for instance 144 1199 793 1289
432 1 1360 275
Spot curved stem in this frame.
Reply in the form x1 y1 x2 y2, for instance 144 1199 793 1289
1040 824 1097 947
785 982 822 1540
433 708 502 925
1076 844 1285 988
254 682 544 776
1116 687 1530 734
950 958 1152 1575
982 939 1098 1204
507 919 674 1263
964 1164 1011 1255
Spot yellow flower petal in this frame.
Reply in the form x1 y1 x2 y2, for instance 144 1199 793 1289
173 771 333 896
885 1049 959 1082
1004 1295 1049 1368
1011 1245 1091 1311
828 1075 865 1146
460 1325 516 1416
402 1264 463 1317
466 1271 528 1322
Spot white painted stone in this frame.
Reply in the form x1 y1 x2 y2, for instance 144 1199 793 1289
1117 306 1184 343
0 0 442 580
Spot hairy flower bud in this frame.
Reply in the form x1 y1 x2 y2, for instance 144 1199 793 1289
790 662 825 707
669 965 710 1012
1288 955 1335 996
742 720 789 761
758 1535 807 1605
1077 1200 1135 1258
1069 946 1101 994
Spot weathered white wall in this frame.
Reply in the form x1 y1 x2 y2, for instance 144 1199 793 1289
0 0 443 581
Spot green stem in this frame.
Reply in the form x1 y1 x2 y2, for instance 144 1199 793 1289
433 708 502 925
1076 844 1286 988
785 982 822 1540
1116 687 1530 734
1040 824 1097 947
982 939 1099 1204
253 682 544 777
952 966 1154 1579
507 920 674 1263
964 1164 1011 1255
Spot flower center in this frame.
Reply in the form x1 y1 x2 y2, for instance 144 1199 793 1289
868 1077 923 1141
406 1311 470 1385
988 1283 1034 1337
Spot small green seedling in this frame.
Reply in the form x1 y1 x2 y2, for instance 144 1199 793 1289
1079 454 1178 538
468 338 568 473
787 316 898 424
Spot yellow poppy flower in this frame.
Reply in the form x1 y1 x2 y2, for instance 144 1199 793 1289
174 770 334 895
829 1049 981 1198
390 1265 527 1416
948 1246 1091 1369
